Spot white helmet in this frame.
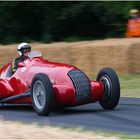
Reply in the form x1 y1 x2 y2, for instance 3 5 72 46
17 42 31 56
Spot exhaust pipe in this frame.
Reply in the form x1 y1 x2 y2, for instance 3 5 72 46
0 89 31 103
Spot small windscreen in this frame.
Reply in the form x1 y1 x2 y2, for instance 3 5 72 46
28 51 42 58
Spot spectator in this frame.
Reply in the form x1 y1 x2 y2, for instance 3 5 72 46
126 9 140 37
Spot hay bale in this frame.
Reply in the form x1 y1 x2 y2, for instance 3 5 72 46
0 38 140 77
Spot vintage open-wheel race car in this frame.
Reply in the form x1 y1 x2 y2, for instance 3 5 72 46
0 51 120 116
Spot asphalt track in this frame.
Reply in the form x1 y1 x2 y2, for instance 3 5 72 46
0 97 140 134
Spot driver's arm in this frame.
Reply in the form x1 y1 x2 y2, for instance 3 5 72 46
11 58 18 74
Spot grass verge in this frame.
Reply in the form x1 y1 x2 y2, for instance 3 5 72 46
120 73 140 98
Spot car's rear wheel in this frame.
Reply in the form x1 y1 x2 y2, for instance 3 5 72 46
31 73 54 116
96 68 120 109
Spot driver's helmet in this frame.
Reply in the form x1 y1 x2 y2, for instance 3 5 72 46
17 42 31 56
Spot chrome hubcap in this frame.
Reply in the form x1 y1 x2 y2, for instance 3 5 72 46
33 80 46 109
100 76 111 101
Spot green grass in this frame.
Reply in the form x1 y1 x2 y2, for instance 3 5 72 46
48 125 140 139
120 73 140 98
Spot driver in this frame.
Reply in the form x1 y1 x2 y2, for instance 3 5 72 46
11 42 31 74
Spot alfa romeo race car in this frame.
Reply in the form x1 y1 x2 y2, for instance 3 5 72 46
0 51 120 116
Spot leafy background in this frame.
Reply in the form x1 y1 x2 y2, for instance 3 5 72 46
0 1 139 44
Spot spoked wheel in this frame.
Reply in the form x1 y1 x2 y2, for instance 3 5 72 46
31 73 54 116
96 68 120 109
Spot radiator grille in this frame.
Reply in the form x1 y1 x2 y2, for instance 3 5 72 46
68 70 91 101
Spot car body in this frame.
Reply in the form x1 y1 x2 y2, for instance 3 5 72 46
0 51 120 116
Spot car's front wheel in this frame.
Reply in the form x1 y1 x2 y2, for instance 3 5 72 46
96 68 120 110
31 73 54 116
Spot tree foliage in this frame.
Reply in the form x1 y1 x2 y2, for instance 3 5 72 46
0 1 139 44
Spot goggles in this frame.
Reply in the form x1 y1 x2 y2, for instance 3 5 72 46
22 48 31 53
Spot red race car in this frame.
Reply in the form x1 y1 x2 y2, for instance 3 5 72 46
0 51 120 116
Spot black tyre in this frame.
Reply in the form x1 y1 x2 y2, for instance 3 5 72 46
96 68 120 109
31 73 54 116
